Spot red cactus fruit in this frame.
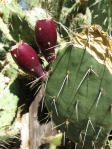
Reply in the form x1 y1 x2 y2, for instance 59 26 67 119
35 18 57 63
10 41 46 81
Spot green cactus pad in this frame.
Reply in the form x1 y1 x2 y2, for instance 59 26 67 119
88 0 112 33
0 50 24 147
0 2 23 44
0 17 14 42
0 78 19 129
0 73 20 147
9 11 35 46
45 26 112 149
0 2 23 24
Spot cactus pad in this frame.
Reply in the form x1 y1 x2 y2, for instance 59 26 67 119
0 52 23 147
45 25 112 149
0 74 20 147
88 0 112 33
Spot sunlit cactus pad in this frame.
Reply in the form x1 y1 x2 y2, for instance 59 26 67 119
0 74 20 146
45 25 112 149
0 51 22 147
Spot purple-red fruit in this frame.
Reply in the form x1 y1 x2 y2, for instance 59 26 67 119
35 18 57 62
10 41 46 81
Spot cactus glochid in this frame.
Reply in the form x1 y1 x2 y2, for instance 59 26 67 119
44 25 112 149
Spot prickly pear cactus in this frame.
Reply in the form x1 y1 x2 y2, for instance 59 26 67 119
0 0 112 148
45 25 112 149
0 58 20 147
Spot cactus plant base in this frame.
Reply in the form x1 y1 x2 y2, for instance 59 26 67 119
45 43 112 149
